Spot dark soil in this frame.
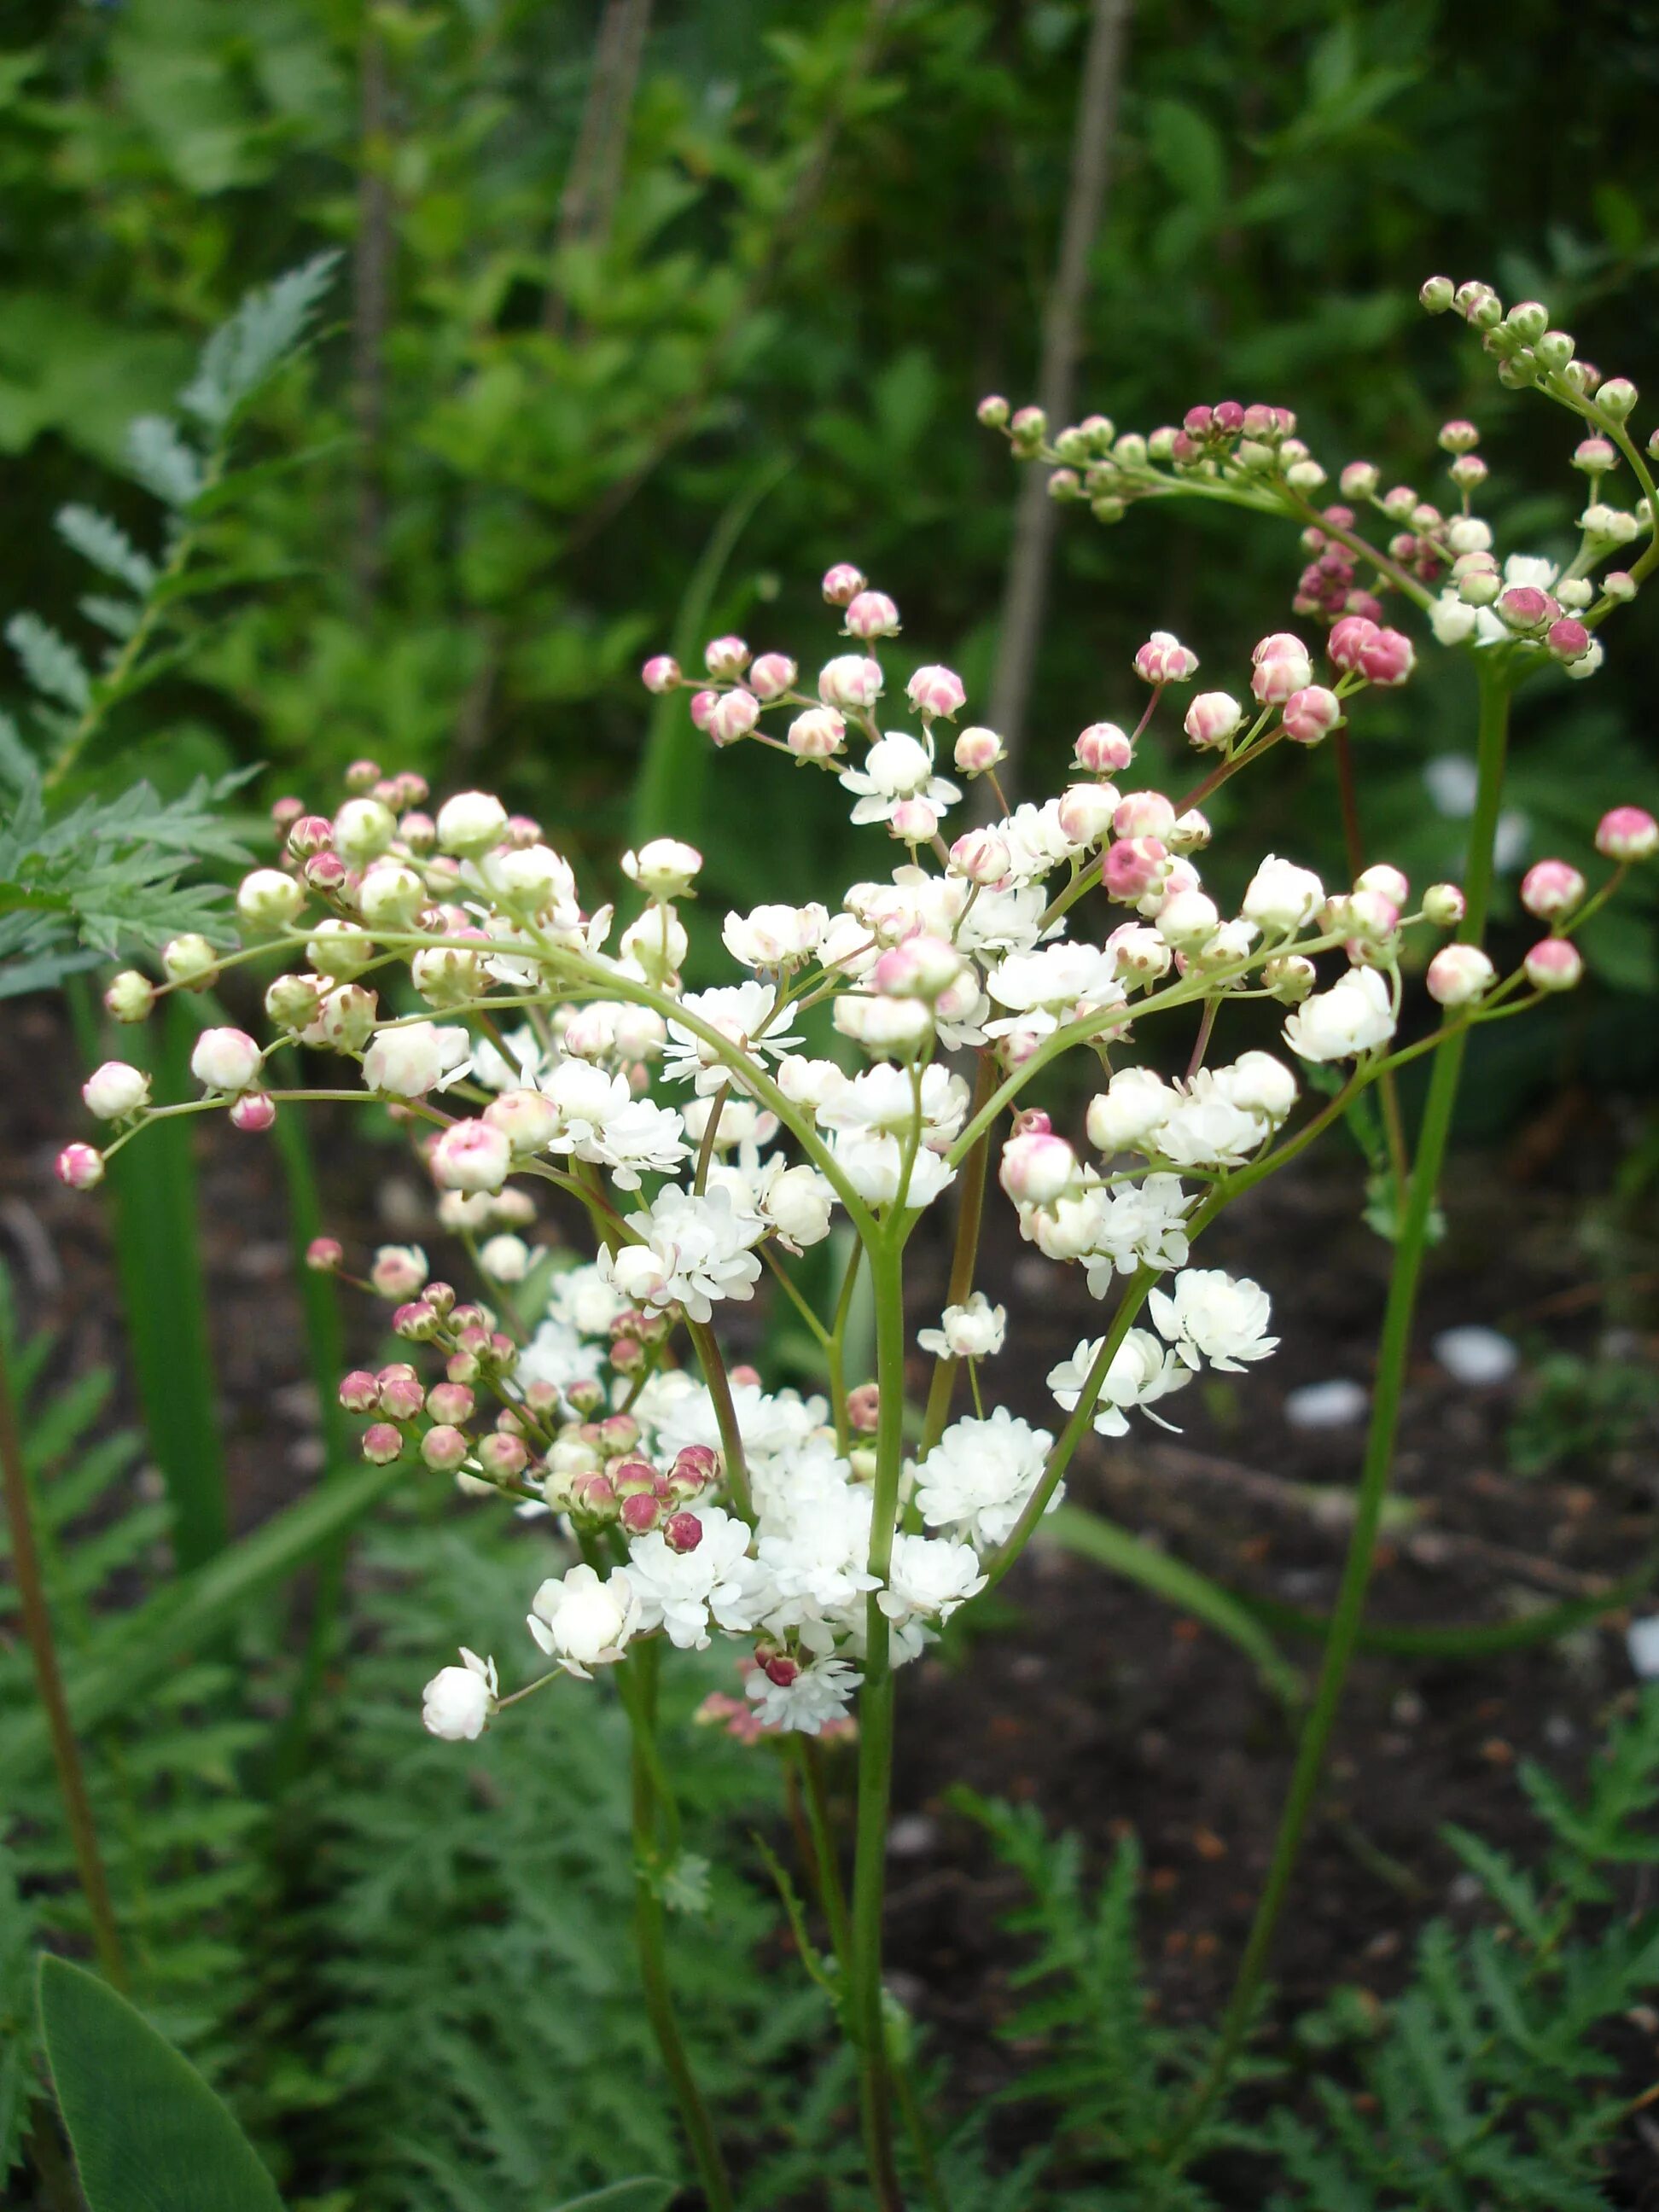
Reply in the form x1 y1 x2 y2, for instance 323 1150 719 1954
7 990 1659 2203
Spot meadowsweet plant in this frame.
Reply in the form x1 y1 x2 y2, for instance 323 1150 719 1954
55 279 1654 2209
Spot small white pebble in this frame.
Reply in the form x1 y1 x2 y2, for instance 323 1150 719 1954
1433 1324 1519 1387
1627 1616 1659 1681
1284 1378 1369 1430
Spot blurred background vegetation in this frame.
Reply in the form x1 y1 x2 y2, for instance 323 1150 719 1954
2 3 1657 2206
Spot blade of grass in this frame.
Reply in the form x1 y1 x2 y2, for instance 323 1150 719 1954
66 982 226 1569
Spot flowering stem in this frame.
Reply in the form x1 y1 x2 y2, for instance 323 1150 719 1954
1170 656 1513 2160
848 1231 909 2212
684 1319 753 1522
1330 731 1410 1193
920 1053 997 1456
618 1644 733 2212
0 1329 126 1990
827 1237 864 1453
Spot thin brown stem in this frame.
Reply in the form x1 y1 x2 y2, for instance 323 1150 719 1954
0 1331 125 1988
920 1051 998 1454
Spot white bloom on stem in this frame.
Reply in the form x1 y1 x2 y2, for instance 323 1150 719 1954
757 1159 835 1251
1155 1074 1273 1171
1242 854 1324 934
838 731 961 827
1282 966 1395 1062
546 1261 629 1337
722 902 829 969
516 1318 606 1396
1212 1051 1297 1124
985 941 1124 1016
754 1488 877 1628
1086 1067 1173 1155
745 1655 863 1734
1150 1268 1278 1372
83 1061 150 1121
422 1647 498 1739
661 981 800 1095
528 1564 640 1677
1047 1330 1191 1437
915 1407 1056 1547
917 1292 1006 1360
816 1062 969 1148
190 1026 263 1094
363 1021 471 1097
878 1533 987 1628
830 1132 957 1209
627 1506 765 1649
601 1184 763 1323
1081 1173 1193 1289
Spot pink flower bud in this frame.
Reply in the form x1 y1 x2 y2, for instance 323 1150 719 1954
287 814 335 859
55 1142 103 1191
710 687 760 747
1545 617 1591 661
82 1060 150 1121
428 1382 475 1425
432 1120 511 1193
304 851 349 895
306 1237 343 1272
948 828 1010 884
1112 791 1176 841
703 634 749 678
821 562 866 606
818 655 883 710
1327 614 1380 671
1074 722 1134 774
1427 944 1496 1006
1251 643 1314 705
1523 938 1583 991
906 664 967 719
1498 585 1549 632
671 1444 720 1496
340 1371 381 1414
1102 835 1167 900
952 725 1004 775
393 1302 439 1344
1520 859 1586 919
845 591 900 638
888 797 940 844
641 653 680 693
1355 864 1410 908
1356 626 1415 686
421 1424 469 1473
872 934 963 1000
478 1433 529 1481
748 652 798 700
1596 806 1658 861
1183 691 1243 749
362 1423 404 1464
1339 461 1381 499
975 395 1010 428
760 1648 800 1688
664 1511 704 1554
1057 783 1118 847
1281 684 1342 744
787 706 846 760
1133 631 1198 684
689 690 718 731
998 1128 1077 1205
1422 882 1465 928
484 1089 560 1153
845 1382 881 1434
229 1091 276 1133
619 1492 661 1536
190 1026 262 1094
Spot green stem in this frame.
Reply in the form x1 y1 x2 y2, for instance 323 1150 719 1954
1171 658 1513 2157
619 1645 732 2212
827 1234 864 1453
0 1330 126 1989
684 1319 753 1521
920 1052 997 1456
849 1232 908 2212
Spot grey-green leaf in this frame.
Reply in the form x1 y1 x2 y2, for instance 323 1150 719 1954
37 1955 285 2211
548 2183 679 2212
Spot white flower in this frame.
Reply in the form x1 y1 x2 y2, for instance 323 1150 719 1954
878 1533 987 1627
745 1655 863 1734
830 1132 957 1208
662 981 799 1095
546 1262 628 1336
1047 1329 1190 1437
1086 1067 1172 1154
816 1062 969 1147
1282 966 1395 1062
754 1488 877 1629
722 903 829 969
1242 855 1324 934
777 1057 850 1112
1082 1174 1192 1289
833 995 933 1058
363 1020 471 1097
1155 1078 1272 1171
839 731 961 827
591 1097 690 1188
601 1185 763 1324
622 836 702 898
528 1564 640 1677
422 1647 498 1738
917 1292 1006 1360
1429 594 1479 646
999 800 1080 882
1213 1051 1297 1123
627 1507 765 1649
478 1233 531 1282
436 789 508 854
760 1161 835 1251
915 1408 1056 1547
985 941 1124 1014
1150 1268 1278 1373
190 1026 263 1094
516 1318 606 1396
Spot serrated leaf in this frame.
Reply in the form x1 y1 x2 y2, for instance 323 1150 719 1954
38 1956 285 2212
6 612 91 713
125 416 204 509
178 251 341 429
55 505 157 595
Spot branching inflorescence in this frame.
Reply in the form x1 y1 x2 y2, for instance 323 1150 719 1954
55 273 1656 2209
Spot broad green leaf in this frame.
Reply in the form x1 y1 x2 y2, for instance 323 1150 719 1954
38 1955 285 2211
549 2183 679 2212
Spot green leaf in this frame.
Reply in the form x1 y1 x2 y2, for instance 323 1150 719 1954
37 1955 285 2211
55 505 158 596
6 612 91 713
178 251 341 429
548 2184 678 2212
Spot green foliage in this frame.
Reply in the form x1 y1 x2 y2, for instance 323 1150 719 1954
1507 1348 1659 1479
37 1954 285 2212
